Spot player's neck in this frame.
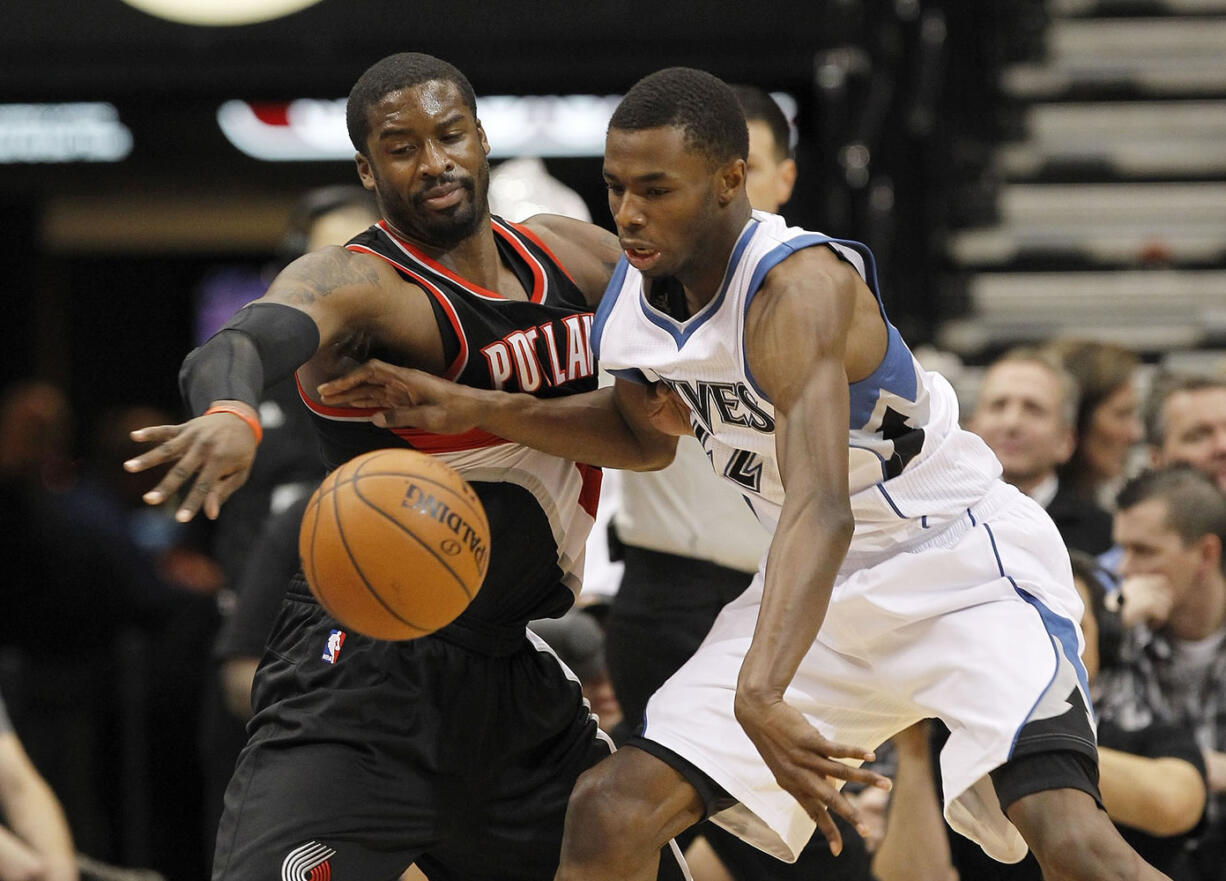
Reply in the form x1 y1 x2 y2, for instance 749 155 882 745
677 209 752 312
391 214 512 294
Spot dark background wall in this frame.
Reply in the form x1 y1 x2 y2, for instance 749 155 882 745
1 0 990 449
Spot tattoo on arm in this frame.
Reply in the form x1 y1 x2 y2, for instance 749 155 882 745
278 249 381 306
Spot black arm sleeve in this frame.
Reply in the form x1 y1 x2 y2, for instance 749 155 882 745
178 302 321 414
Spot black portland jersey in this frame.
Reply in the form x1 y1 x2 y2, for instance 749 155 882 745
297 217 601 629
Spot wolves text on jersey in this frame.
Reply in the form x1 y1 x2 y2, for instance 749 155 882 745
664 377 775 434
480 313 594 393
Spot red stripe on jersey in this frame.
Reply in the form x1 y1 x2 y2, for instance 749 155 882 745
575 463 602 518
295 373 381 419
346 243 468 380
389 425 509 453
295 374 509 454
308 860 330 881
376 220 545 303
506 220 579 288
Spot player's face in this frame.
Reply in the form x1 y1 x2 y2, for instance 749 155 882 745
969 361 1074 489
603 125 732 279
744 120 796 214
1155 388 1226 492
355 80 491 249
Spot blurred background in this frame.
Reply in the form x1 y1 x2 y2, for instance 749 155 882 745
1 0 1225 878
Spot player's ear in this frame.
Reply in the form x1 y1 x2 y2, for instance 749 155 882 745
476 119 491 157
776 157 798 207
717 158 745 207
354 153 377 191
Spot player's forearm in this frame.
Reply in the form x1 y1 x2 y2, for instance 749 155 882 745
179 303 320 414
736 491 852 703
477 387 675 470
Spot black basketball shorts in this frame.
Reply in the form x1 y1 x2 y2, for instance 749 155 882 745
211 578 610 881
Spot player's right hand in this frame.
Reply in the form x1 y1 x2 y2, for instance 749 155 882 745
317 359 487 435
124 405 259 522
735 693 891 856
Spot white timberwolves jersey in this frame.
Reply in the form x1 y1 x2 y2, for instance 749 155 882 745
592 211 1002 562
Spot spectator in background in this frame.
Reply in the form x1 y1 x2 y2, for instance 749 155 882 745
969 347 1113 554
923 546 1208 881
1096 466 1226 877
0 384 187 867
0 691 77 881
1046 340 1143 511
1144 373 1226 494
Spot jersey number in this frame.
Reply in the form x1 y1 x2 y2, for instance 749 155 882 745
724 448 764 493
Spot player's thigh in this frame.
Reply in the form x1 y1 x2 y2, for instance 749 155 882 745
212 738 424 881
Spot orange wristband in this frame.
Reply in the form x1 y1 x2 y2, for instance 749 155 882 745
204 404 263 444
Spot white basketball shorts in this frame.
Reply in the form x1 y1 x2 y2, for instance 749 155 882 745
639 481 1092 864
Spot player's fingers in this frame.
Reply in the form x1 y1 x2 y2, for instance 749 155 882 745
124 426 186 472
129 424 182 444
821 785 875 840
812 806 843 856
815 759 892 791
372 407 422 428
205 468 249 520
317 362 381 395
812 738 876 763
142 446 204 506
175 456 229 522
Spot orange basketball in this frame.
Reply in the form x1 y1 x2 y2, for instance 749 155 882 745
298 448 490 640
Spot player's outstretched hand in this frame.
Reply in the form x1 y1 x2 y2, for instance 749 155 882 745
318 359 483 435
123 406 259 522
734 694 891 856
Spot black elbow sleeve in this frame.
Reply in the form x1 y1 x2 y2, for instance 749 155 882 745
179 302 320 415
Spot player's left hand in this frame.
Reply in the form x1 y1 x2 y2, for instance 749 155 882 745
734 693 891 855
318 359 485 434
643 382 694 437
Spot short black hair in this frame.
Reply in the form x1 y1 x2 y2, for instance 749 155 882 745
729 84 791 161
609 67 748 167
347 52 478 154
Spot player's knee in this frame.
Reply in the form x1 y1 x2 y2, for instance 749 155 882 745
567 762 652 845
566 749 701 852
1012 790 1141 881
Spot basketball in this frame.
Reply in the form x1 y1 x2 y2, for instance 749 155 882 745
298 448 490 640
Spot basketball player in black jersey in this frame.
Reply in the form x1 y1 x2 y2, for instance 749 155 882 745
125 53 685 881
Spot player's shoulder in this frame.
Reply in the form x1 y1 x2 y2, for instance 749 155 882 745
757 238 857 300
519 213 621 307
747 230 862 350
268 244 414 311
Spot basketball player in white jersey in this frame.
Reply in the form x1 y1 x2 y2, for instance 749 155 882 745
318 68 1168 880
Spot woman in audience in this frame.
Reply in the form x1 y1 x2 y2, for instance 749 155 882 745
1046 340 1143 510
